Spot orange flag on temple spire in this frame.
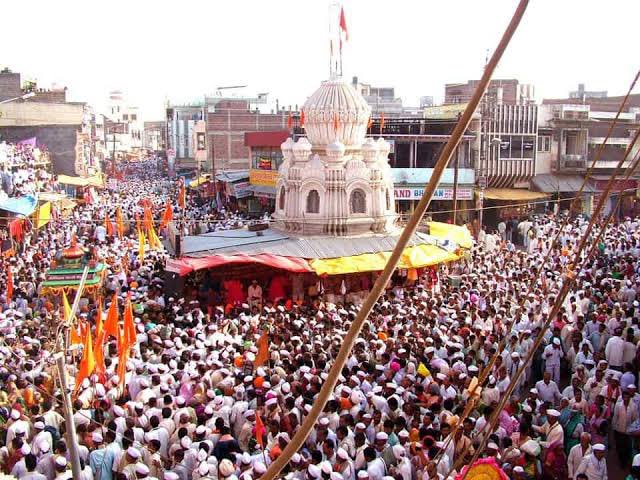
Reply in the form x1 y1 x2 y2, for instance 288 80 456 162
74 329 95 394
103 293 119 340
367 117 373 131
5 266 12 303
115 207 125 239
333 112 339 133
287 112 293 130
160 201 173 229
300 110 305 128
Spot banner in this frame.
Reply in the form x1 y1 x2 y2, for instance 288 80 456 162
394 187 473 201
249 169 278 187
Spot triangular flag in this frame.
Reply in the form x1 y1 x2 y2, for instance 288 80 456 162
178 181 186 209
70 325 82 346
115 207 125 239
143 204 153 232
255 410 266 449
103 293 119 340
5 267 13 303
339 6 349 41
138 229 146 264
104 214 113 237
62 291 73 323
123 293 136 350
287 112 293 130
160 201 173 229
74 329 96 394
254 331 269 367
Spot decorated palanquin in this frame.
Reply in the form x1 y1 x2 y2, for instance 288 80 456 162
41 237 107 298
456 458 509 480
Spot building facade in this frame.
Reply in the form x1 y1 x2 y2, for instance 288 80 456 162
165 103 204 173
143 121 166 152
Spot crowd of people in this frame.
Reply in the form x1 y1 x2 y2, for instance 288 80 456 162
0 141 53 199
0 160 638 480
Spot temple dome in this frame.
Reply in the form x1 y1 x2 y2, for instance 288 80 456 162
303 79 371 147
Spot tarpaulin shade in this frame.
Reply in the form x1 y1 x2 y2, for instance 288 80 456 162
57 174 104 188
482 188 549 201
0 194 38 216
189 175 212 188
35 201 51 229
309 244 461 276
166 254 314 276
427 221 473 249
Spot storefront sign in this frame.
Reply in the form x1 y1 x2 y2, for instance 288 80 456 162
394 187 473 201
424 103 469 119
233 181 252 199
249 169 278 187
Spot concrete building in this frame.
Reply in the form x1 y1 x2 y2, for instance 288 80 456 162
445 78 535 105
143 121 166 152
0 70 97 176
569 83 608 101
351 76 404 116
105 90 143 159
536 93 640 217
165 102 204 173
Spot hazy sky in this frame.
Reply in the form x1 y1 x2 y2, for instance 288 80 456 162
3 0 639 120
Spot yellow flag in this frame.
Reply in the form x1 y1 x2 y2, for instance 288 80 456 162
138 229 146 263
417 362 430 378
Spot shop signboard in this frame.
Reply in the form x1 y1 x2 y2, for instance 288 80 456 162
249 169 278 187
233 181 252 199
394 186 473 201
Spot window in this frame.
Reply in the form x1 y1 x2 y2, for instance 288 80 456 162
279 187 285 211
306 190 320 213
123 114 129 121
538 135 551 152
350 189 366 214
131 114 137 121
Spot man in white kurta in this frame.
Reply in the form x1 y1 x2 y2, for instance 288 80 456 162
575 443 608 480
533 409 564 448
567 433 592 479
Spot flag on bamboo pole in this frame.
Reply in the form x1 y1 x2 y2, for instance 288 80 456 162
5 267 12 303
115 207 125 239
287 112 293 130
116 325 128 393
178 181 186 209
143 204 153 232
94 299 107 383
103 293 119 340
138 229 146 263
160 201 173 229
74 329 95 394
148 225 161 250
254 331 269 367
300 110 305 128
339 6 349 41
95 297 104 342
123 293 136 350
105 214 113 237
255 410 266 449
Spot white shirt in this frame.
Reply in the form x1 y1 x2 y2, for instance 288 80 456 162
568 444 591 479
605 336 625 367
612 400 638 433
575 453 607 480
535 379 561 403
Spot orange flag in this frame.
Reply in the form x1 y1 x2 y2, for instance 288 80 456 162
104 214 113 237
143 204 153 232
254 331 269 367
178 182 186 209
94 300 107 383
380 112 385 134
287 112 293 130
339 6 349 41
74 329 96 394
103 293 119 340
5 267 12 302
160 201 173 229
333 112 339 133
255 410 266 449
300 110 305 128
367 117 373 131
95 297 104 342
115 207 125 239
123 293 136 350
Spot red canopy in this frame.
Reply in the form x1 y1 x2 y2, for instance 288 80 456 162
166 254 313 276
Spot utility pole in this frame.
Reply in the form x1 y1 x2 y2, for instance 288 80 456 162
452 149 459 224
55 353 82 479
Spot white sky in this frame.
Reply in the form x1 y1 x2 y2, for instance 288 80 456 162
2 0 639 121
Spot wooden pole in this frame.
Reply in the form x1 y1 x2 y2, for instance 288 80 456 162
260 2 530 479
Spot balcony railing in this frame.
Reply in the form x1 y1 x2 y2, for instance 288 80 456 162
558 154 587 171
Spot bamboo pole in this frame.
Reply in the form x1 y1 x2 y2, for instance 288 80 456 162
260 2 530 478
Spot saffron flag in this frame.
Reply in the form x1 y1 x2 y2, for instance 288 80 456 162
300 110 305 128
148 225 162 250
115 207 125 239
103 293 119 340
160 201 173 229
123 293 136 350
105 214 113 237
339 6 349 41
380 112 385 134
287 112 293 130
367 117 373 131
178 182 186 209
254 331 269 367
94 299 107 383
138 229 146 263
95 297 104 342
143 204 153 232
62 291 74 323
255 410 266 449
74 329 96 394
333 112 339 133
5 267 12 302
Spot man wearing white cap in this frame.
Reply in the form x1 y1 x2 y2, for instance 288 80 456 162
533 409 563 448
575 443 607 480
535 371 562 404
567 432 591 479
543 337 564 385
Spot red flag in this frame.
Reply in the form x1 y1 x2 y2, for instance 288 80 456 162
103 293 119 340
300 110 305 128
255 410 266 449
160 201 173 229
333 112 339 133
254 331 269 367
339 7 349 41
5 267 12 303
380 112 385 134
287 112 293 130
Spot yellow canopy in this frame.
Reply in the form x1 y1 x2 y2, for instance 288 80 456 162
189 175 212 188
310 243 461 276
482 188 548 201
428 221 474 249
57 174 104 188
34 201 51 229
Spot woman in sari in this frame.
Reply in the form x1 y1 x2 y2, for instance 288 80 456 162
543 441 568 480
563 408 585 455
